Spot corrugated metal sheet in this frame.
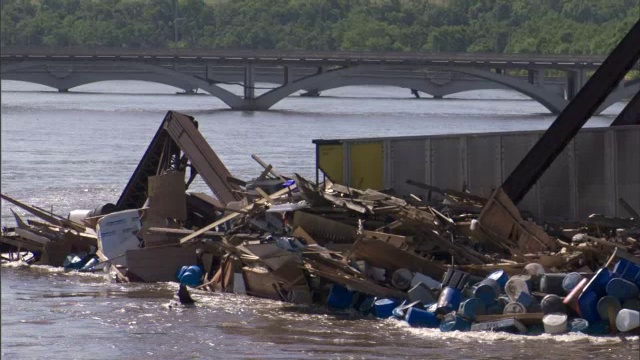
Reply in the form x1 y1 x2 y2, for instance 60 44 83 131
616 127 640 216
314 125 640 221
389 139 426 196
349 142 383 190
317 143 344 183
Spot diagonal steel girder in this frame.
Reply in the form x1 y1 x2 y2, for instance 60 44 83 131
502 19 640 204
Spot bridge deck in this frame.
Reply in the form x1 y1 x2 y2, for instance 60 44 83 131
0 47 610 69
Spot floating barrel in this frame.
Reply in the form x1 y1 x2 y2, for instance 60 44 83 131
541 294 566 314
439 313 471 332
606 278 639 301
562 272 584 294
613 259 640 286
504 302 527 315
540 273 567 296
459 298 486 321
578 290 602 323
472 278 501 306
616 309 640 332
374 298 399 319
486 270 508 292
597 296 622 321
405 307 439 328
543 313 568 334
505 276 530 301
436 287 462 315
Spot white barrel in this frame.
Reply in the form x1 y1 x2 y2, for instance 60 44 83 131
524 263 546 276
503 302 527 314
68 209 92 224
616 309 640 332
543 313 568 334
505 277 530 301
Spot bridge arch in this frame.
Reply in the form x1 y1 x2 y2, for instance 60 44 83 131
305 75 506 98
251 64 569 113
597 80 640 113
1 61 245 108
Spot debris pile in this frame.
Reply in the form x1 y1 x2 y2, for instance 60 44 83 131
2 111 639 337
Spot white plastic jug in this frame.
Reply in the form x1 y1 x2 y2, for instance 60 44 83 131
616 309 640 332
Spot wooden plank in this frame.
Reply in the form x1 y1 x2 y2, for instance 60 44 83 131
251 154 285 179
179 185 296 244
292 211 357 244
347 237 446 280
148 227 223 237
96 250 129 283
1 193 85 232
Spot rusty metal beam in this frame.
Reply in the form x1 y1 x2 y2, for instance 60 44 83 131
611 89 640 126
115 115 175 210
502 20 640 204
162 112 241 204
116 111 241 211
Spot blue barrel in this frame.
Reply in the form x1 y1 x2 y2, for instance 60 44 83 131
436 287 462 315
613 259 640 285
327 284 354 309
606 278 640 301
374 298 399 319
597 295 621 321
439 313 471 332
562 273 584 294
392 300 422 318
578 290 602 323
405 307 439 328
472 279 500 306
583 268 612 296
459 298 486 321
516 291 535 309
177 265 203 287
487 270 508 292
569 318 589 333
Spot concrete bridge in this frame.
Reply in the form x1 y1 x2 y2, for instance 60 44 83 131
1 47 638 113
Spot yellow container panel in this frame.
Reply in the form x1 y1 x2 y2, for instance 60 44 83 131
318 144 343 183
350 142 383 190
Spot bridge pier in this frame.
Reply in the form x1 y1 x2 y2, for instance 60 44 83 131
527 70 544 86
566 69 587 100
244 64 255 100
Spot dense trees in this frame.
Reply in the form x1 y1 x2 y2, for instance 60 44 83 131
1 0 637 54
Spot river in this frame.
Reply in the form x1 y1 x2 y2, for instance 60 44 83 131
1 80 637 359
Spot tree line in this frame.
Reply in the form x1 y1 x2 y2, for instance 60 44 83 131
1 0 638 54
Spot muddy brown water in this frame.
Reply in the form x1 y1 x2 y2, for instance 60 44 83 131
1 80 637 359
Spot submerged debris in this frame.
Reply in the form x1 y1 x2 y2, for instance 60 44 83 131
2 111 639 337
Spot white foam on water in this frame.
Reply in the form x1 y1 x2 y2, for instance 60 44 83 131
389 318 639 345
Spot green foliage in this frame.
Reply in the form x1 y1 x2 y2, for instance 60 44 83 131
0 0 637 54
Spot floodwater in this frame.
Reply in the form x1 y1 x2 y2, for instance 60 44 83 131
1 80 637 359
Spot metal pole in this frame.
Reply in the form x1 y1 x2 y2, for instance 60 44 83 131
502 20 640 204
